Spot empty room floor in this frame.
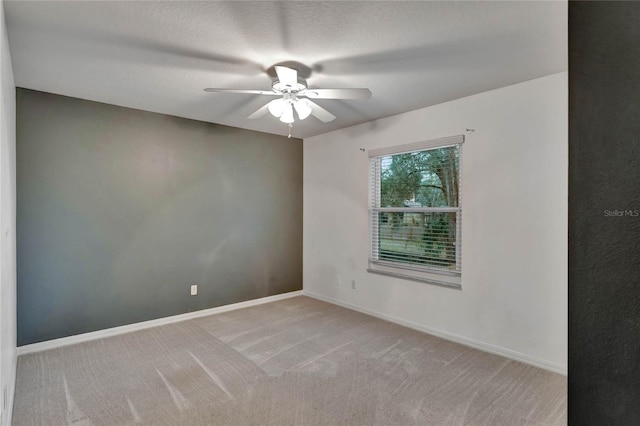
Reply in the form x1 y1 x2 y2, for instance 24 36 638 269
12 296 566 425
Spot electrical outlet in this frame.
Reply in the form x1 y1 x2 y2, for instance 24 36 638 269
335 274 341 287
190 284 198 296
351 280 356 289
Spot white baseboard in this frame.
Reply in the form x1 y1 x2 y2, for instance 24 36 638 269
17 289 567 376
8 365 15 426
17 290 303 356
303 290 567 376
1 362 16 426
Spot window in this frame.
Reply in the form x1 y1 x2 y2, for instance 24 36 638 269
368 135 463 288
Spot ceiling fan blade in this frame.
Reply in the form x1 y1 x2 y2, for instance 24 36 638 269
274 66 298 89
248 100 282 120
303 88 372 99
307 100 336 123
204 88 278 95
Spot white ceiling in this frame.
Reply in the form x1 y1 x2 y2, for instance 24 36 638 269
4 1 567 139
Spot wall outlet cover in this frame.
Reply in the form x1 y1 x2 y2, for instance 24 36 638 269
190 285 198 295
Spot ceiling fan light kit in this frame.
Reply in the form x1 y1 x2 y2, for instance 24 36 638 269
267 98 285 118
293 99 312 120
280 103 295 124
204 64 372 130
267 94 312 123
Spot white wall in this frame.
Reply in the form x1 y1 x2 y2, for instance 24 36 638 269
0 0 16 424
304 73 568 374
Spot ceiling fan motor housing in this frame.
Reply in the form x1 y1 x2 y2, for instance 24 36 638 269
272 77 307 93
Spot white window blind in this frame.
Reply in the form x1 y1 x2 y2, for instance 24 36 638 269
369 135 463 282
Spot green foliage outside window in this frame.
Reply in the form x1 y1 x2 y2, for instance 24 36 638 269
378 146 460 269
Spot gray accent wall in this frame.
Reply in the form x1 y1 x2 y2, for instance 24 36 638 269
16 89 302 346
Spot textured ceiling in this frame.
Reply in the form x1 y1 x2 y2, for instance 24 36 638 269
4 1 567 139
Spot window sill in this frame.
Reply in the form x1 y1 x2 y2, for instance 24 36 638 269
367 262 461 289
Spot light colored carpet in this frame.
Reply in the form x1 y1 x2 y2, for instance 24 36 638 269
12 296 566 425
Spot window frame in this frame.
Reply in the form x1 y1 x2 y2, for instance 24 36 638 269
367 135 464 289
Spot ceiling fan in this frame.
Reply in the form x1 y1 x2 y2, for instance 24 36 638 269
204 65 372 125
